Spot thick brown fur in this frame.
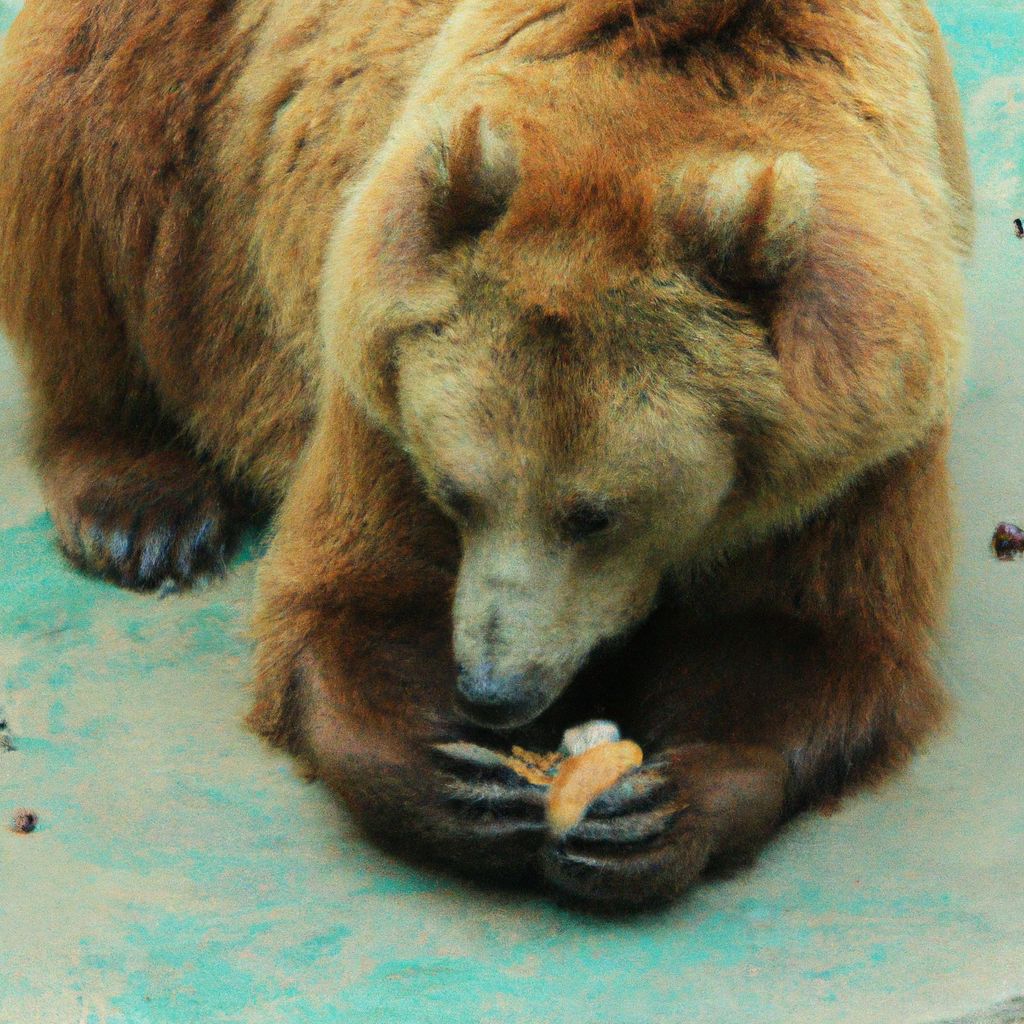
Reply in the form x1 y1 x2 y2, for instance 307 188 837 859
0 0 971 909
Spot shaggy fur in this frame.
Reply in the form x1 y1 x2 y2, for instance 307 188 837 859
0 0 971 910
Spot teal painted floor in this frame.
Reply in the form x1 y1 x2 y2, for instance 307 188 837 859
1 3 1022 1022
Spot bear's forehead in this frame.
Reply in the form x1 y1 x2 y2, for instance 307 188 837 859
442 267 745 374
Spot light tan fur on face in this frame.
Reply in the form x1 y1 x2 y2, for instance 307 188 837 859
394 277 737 705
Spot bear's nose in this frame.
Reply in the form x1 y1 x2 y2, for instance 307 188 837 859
454 662 544 729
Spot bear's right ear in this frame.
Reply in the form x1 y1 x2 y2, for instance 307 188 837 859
420 106 520 247
667 151 817 287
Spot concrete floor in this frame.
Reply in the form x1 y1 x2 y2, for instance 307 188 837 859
1 2 1022 1022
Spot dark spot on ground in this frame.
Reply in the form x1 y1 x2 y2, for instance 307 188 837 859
10 810 38 834
0 712 14 752
992 521 1024 560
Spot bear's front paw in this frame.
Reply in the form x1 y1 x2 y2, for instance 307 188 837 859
48 449 237 591
430 741 548 875
541 759 711 911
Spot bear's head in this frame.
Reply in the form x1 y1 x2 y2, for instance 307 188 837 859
318 105 946 729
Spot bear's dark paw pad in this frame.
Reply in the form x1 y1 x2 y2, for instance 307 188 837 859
53 455 236 591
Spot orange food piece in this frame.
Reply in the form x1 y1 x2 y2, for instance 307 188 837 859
546 740 644 835
503 746 566 786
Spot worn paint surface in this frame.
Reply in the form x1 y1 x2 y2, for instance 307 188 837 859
1 2 1022 1021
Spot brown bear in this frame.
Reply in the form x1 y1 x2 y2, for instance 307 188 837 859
0 0 972 910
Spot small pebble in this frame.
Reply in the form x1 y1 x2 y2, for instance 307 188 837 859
10 809 38 834
992 522 1024 561
0 734 15 753
1014 218 1024 239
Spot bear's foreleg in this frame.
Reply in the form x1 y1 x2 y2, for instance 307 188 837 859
296 639 552 882
542 429 951 911
541 616 942 910
251 403 552 883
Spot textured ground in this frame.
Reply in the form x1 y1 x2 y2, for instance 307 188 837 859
1 2 1022 1022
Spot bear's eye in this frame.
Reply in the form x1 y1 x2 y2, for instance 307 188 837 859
560 503 615 543
437 478 477 523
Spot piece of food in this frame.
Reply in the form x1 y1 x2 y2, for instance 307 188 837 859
992 522 1024 560
504 745 566 786
501 720 623 785
496 721 645 832
546 740 644 836
559 720 622 756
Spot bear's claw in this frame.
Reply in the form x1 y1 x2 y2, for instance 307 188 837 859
433 741 546 819
560 805 681 848
583 762 672 818
430 741 548 819
427 741 549 870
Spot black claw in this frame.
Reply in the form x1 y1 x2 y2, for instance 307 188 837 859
433 742 548 833
175 516 222 579
453 815 548 840
481 819 548 838
192 515 217 549
550 843 666 882
431 741 514 780
85 522 107 555
442 776 546 817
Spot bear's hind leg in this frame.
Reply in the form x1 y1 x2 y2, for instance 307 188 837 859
0 23 244 593
12 285 243 592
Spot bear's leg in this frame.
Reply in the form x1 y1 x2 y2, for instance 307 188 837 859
251 402 553 883
541 616 944 910
542 429 951 910
289 640 551 882
1 153 238 589
17 315 240 591
0 41 243 590
10 294 240 591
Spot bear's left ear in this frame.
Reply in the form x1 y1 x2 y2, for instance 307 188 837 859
421 106 520 247
321 107 520 430
668 151 817 286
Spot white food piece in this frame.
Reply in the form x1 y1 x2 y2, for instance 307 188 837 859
559 720 622 757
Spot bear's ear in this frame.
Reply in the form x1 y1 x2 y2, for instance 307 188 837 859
421 107 519 247
668 152 817 286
